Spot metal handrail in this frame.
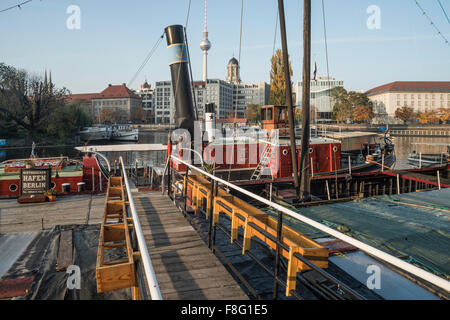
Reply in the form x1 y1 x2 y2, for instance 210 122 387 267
170 155 450 293
119 156 163 300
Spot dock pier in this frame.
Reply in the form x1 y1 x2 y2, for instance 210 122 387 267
133 192 248 300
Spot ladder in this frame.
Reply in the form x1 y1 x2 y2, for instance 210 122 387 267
250 141 274 180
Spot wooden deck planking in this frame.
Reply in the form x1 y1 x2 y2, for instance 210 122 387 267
0 195 105 234
133 192 248 300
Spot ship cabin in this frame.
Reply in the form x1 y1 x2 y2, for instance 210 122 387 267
261 105 291 136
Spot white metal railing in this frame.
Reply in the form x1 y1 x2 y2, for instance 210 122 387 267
119 156 162 300
170 155 450 293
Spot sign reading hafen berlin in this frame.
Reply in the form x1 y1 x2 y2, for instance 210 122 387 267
20 168 52 196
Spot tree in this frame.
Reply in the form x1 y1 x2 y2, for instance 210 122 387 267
330 87 373 123
98 108 114 123
268 49 293 105
244 104 261 122
436 108 450 123
133 106 146 123
0 63 68 143
330 87 352 122
417 110 439 124
46 103 93 142
353 105 374 123
394 106 415 124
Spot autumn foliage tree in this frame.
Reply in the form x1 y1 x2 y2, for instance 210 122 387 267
269 49 293 106
353 105 374 123
133 106 146 122
244 103 261 123
394 106 415 124
98 108 114 123
436 108 450 123
417 110 439 124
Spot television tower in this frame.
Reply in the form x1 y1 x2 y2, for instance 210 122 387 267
200 0 211 82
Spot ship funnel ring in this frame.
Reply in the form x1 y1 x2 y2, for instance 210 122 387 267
9 183 18 192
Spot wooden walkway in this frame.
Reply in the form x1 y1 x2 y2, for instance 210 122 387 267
133 192 249 300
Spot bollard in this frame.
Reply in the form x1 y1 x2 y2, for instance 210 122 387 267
77 182 86 192
62 183 71 193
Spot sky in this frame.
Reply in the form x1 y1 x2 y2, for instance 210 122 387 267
0 0 449 94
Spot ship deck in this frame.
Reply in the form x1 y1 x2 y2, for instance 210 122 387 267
0 165 83 180
132 192 249 300
265 188 450 279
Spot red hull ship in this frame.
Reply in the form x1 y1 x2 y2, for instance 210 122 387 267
0 155 108 198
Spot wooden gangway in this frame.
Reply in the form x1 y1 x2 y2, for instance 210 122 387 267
132 192 248 300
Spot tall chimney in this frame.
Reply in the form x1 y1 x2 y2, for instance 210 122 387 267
164 25 196 135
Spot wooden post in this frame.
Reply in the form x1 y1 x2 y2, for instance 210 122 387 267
273 209 284 300
150 167 154 189
381 153 385 172
92 167 95 192
437 170 441 190
419 152 422 169
207 180 215 249
325 180 331 200
270 183 273 203
183 167 189 215
99 171 102 192
348 155 352 175
278 0 301 200
298 0 312 201
396 174 400 195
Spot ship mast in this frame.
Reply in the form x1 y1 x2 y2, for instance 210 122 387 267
277 0 311 201
277 0 300 200
299 0 312 201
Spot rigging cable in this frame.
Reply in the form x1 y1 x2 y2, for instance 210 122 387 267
0 0 33 13
128 33 164 88
227 0 245 183
436 0 450 24
321 0 332 128
414 0 449 46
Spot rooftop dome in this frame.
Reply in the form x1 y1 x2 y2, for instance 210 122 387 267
228 57 239 65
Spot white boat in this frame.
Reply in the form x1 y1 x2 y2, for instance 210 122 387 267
79 126 111 142
111 125 139 142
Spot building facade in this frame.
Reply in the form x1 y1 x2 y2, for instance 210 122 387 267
366 81 450 123
92 84 142 122
67 84 142 123
295 77 344 121
135 81 154 123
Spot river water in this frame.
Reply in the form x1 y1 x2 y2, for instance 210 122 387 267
1 131 449 170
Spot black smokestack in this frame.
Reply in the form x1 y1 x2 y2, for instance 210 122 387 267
165 25 196 134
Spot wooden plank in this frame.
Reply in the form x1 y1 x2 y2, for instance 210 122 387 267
134 191 248 300
0 276 35 299
56 230 73 272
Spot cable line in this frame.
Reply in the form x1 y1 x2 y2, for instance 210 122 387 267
0 0 33 13
436 0 450 24
414 0 449 46
128 33 164 88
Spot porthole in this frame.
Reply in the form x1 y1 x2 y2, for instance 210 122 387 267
50 182 56 189
9 184 18 192
282 149 289 156
333 146 338 152
309 148 314 154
